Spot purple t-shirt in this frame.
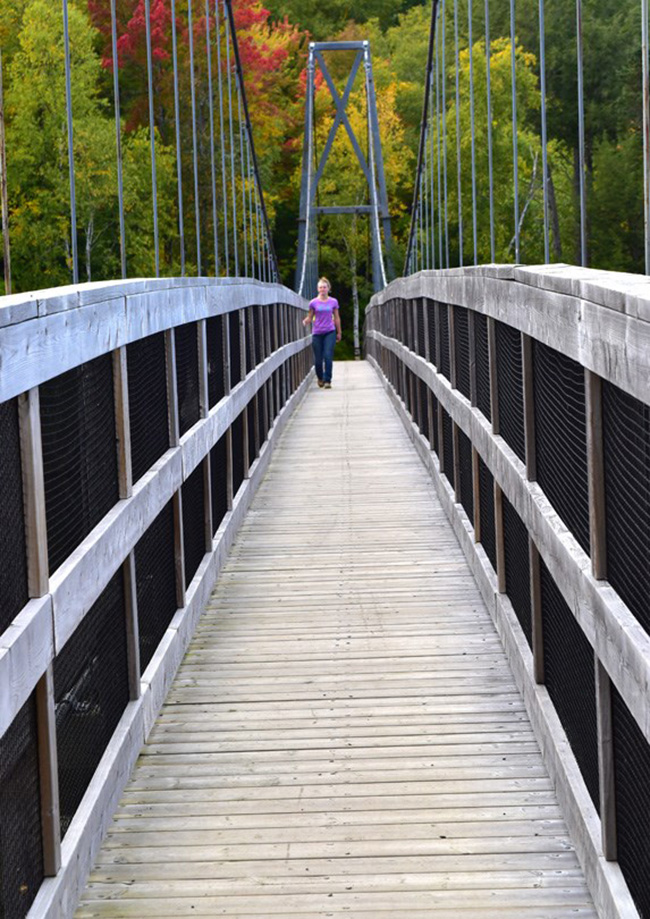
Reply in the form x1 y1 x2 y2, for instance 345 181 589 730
310 296 339 334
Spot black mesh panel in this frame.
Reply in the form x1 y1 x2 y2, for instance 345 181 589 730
54 570 128 838
495 321 525 462
474 312 491 421
247 401 257 468
426 299 437 367
416 300 426 358
418 380 430 444
127 333 169 485
533 341 589 554
612 684 650 919
441 408 453 481
502 494 531 648
603 382 650 635
0 695 43 919
231 412 245 497
478 457 496 571
41 355 119 575
135 501 177 674
229 311 242 388
439 304 450 379
453 306 471 400
175 322 200 437
0 399 28 636
207 315 226 408
182 463 206 588
540 559 599 811
458 427 474 525
245 307 255 375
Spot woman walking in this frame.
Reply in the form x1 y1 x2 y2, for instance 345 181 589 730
303 277 342 388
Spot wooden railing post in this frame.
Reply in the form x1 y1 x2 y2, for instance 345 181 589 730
18 387 49 597
36 665 61 877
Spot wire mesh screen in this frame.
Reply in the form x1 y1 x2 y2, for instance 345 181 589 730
612 684 650 919
430 391 439 456
0 694 43 919
245 307 255 375
539 558 599 811
439 304 450 379
502 494 531 648
182 463 206 588
418 379 430 444
258 387 267 449
127 333 169 485
533 341 590 555
254 306 264 365
134 500 177 674
247 400 257 469
229 311 242 388
426 299 437 368
458 428 474 525
478 456 496 571
269 305 277 352
474 312 491 421
495 321 525 463
40 354 119 575
54 569 128 838
0 398 28 637
232 411 245 497
207 315 226 409
210 434 229 536
453 306 471 400
416 299 426 358
441 407 453 482
603 382 650 635
175 322 200 438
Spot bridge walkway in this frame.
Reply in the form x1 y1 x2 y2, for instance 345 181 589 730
76 361 596 918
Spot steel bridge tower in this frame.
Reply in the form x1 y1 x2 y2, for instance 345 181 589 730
295 41 394 298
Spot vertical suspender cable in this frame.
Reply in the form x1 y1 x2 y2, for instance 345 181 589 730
255 185 263 280
436 22 444 267
110 0 127 278
188 0 202 275
468 0 478 264
539 0 550 263
224 2 239 276
246 137 255 277
576 0 587 266
424 124 430 268
428 65 436 268
237 87 248 277
485 0 495 261
643 0 650 273
215 0 229 273
0 50 11 294
510 0 520 263
171 0 185 275
442 0 450 267
205 0 219 274
454 0 463 267
144 0 160 275
62 0 79 284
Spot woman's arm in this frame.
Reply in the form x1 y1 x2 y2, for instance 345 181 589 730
302 307 315 327
334 308 342 342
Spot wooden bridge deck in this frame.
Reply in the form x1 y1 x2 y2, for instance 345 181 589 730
77 362 596 918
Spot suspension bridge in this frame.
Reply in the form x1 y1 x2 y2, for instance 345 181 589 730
1 2 650 918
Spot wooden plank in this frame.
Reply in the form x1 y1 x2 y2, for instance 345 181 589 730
76 363 595 919
36 664 61 876
18 386 49 597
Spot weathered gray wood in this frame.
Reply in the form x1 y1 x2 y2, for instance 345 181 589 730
36 664 61 876
18 386 49 597
113 347 133 500
596 658 617 861
586 370 607 580
124 553 141 701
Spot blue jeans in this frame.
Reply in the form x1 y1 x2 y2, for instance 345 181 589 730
312 330 336 383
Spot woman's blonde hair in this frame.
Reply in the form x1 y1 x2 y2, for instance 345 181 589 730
318 277 331 292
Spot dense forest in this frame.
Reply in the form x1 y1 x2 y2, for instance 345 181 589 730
0 0 646 352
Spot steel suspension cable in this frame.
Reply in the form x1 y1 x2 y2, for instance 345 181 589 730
205 0 220 274
297 52 315 296
485 0 495 262
510 0 520 262
109 0 126 278
454 0 463 266
215 0 229 273
224 3 239 276
576 0 587 266
644 0 650 273
539 0 550 262
62 0 79 283
468 0 478 264
237 85 248 277
442 0 450 268
144 0 160 275
429 67 437 268
188 0 202 275
435 17 445 267
171 0 185 275
365 49 388 288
